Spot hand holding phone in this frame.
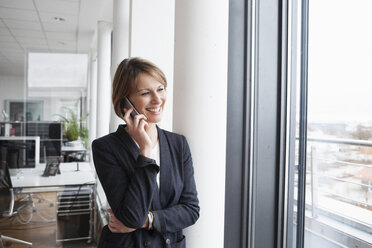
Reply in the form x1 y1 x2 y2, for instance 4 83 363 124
120 97 140 118
121 97 147 129
120 97 152 156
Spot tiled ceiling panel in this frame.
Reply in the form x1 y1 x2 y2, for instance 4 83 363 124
35 0 79 15
17 37 48 46
3 20 42 30
0 0 35 10
0 35 17 43
42 21 77 33
0 8 39 22
39 12 78 26
11 29 44 39
0 0 105 76
0 27 11 36
0 41 21 49
46 31 76 41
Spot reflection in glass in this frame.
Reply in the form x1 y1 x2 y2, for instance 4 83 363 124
0 1 94 246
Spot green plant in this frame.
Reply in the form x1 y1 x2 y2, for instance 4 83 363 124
56 108 89 148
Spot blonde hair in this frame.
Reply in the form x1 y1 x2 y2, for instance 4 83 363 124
112 57 167 118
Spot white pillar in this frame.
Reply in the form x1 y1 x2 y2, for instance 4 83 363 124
96 21 112 138
173 0 229 247
130 0 174 131
89 52 98 147
110 0 131 132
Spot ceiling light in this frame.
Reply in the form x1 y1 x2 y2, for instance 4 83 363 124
53 17 66 22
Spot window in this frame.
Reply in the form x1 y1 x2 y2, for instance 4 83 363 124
288 0 372 247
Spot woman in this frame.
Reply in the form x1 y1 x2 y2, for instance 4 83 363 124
92 57 200 248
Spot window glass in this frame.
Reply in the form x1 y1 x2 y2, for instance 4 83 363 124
0 1 97 247
290 0 372 247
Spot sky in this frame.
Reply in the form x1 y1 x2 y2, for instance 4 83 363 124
304 0 372 124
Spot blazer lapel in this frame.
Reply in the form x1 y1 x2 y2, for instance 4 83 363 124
115 125 165 210
157 126 172 208
115 125 139 160
114 125 175 209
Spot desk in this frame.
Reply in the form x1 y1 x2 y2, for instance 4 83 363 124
10 162 95 190
9 162 96 243
0 136 40 165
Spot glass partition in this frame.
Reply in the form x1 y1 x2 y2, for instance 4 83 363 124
0 1 98 247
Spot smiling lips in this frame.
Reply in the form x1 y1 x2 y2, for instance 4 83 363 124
146 107 161 114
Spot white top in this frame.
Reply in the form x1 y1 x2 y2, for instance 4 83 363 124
150 141 160 188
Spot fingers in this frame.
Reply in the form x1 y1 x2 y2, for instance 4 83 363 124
108 224 120 233
106 209 139 234
122 108 151 150
107 211 121 233
122 108 133 125
108 220 136 233
108 212 118 223
107 209 118 224
132 114 147 129
138 117 149 130
107 209 113 220
123 108 147 129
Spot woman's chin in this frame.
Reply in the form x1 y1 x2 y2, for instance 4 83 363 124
148 116 162 124
145 111 163 123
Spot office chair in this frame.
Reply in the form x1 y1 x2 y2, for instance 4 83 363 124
12 147 56 222
0 141 29 169
16 145 56 208
0 161 32 247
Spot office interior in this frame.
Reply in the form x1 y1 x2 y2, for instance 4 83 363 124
0 0 372 248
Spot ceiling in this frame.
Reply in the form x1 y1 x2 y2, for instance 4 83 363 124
0 0 111 77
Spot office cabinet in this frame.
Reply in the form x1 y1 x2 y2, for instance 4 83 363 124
56 186 94 243
26 121 62 163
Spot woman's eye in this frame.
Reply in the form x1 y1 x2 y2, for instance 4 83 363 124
158 88 164 92
141 92 150 96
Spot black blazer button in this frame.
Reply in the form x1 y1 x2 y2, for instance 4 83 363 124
144 240 151 247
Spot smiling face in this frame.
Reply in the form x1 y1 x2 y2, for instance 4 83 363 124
128 73 167 124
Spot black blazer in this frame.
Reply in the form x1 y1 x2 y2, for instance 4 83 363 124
92 125 200 248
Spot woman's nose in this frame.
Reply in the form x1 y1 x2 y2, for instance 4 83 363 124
151 92 162 104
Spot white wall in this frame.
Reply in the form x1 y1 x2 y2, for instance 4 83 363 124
0 76 25 106
173 0 229 247
130 0 175 131
0 75 26 118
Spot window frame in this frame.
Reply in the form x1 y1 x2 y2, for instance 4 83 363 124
225 0 290 247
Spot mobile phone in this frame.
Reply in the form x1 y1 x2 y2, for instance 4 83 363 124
120 97 140 118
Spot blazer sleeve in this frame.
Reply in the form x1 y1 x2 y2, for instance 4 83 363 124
92 138 159 229
152 136 200 234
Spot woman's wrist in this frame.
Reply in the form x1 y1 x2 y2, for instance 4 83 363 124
142 215 149 229
140 147 152 158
